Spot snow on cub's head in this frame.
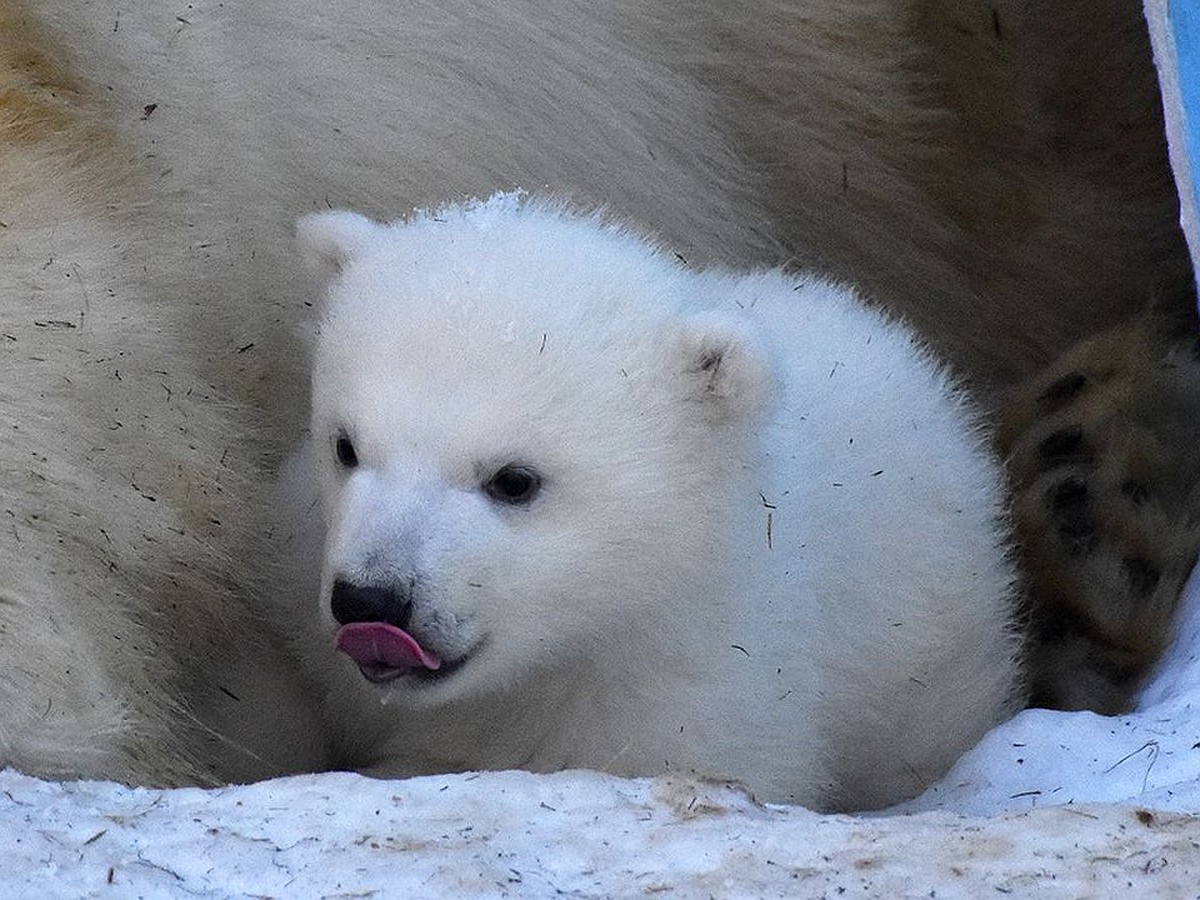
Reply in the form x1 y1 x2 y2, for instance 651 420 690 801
297 194 772 702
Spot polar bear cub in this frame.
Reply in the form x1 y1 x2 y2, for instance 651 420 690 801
294 193 1022 811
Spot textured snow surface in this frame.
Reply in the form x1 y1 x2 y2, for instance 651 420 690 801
2 569 1198 898
3 769 1199 899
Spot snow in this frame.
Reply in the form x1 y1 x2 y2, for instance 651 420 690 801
2 569 1198 898
3 771 1198 898
893 561 1200 818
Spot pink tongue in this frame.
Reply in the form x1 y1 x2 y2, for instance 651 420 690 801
334 621 442 676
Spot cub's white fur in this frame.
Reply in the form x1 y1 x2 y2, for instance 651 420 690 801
295 196 1022 810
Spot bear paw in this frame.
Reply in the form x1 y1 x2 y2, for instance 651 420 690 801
997 319 1200 714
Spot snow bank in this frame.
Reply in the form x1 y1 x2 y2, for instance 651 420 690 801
3 768 1198 899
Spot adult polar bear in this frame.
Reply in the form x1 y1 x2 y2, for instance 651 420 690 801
295 195 1022 810
0 0 1192 796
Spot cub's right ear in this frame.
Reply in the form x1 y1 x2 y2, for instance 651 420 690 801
296 210 386 280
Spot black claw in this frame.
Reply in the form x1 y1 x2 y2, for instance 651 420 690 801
1037 371 1088 409
1047 477 1093 558
1048 476 1088 515
1037 425 1091 468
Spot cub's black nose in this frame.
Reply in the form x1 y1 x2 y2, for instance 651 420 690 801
330 580 414 630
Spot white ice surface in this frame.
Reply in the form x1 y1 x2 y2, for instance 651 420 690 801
2 568 1198 898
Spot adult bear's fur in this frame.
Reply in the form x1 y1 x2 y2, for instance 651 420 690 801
0 0 1192 792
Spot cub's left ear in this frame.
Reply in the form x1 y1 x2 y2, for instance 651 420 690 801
668 312 772 424
296 210 387 280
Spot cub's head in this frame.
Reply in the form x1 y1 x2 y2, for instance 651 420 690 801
297 195 772 703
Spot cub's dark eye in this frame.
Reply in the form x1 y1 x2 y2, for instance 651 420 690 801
484 465 541 505
334 432 358 469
